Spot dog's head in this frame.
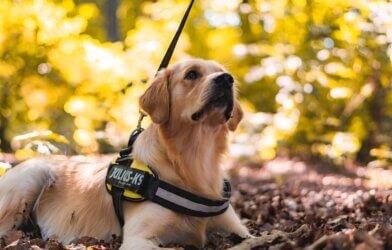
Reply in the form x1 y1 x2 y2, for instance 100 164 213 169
140 59 243 131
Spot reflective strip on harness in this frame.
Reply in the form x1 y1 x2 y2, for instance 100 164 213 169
155 187 230 214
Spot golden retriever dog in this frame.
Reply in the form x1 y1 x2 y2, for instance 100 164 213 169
0 58 249 249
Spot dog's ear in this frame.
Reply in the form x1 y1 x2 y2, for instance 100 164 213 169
228 101 243 131
140 70 170 124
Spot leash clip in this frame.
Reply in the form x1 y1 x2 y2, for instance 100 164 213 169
136 111 146 130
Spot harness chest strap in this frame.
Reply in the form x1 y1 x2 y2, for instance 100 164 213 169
106 162 231 227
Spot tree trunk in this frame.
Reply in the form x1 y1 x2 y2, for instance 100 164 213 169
0 86 11 152
357 76 385 162
106 0 120 41
0 118 11 152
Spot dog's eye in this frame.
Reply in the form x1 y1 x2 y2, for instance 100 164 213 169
185 70 199 80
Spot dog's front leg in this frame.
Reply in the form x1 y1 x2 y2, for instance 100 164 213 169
208 205 250 238
120 203 178 250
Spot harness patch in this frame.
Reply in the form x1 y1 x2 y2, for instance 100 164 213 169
108 165 145 189
106 163 151 199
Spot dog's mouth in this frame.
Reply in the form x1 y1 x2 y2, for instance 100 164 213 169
191 92 234 122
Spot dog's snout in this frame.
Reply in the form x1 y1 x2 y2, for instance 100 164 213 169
214 73 234 89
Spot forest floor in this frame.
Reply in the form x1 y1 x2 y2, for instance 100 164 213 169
0 155 391 250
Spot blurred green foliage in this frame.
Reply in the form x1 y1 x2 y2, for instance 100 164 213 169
0 0 391 168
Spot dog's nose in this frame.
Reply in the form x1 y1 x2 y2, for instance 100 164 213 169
214 73 234 89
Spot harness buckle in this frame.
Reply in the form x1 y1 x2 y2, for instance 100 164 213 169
127 128 144 148
222 179 232 199
115 155 133 166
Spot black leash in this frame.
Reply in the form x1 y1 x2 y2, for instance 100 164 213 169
158 0 195 72
134 0 195 131
109 0 196 228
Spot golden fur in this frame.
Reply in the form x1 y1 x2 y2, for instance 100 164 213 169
0 59 248 249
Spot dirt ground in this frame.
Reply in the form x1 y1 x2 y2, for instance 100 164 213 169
0 156 391 250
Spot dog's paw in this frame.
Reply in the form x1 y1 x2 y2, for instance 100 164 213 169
234 225 252 239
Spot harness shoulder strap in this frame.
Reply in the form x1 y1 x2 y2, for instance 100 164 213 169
111 186 125 227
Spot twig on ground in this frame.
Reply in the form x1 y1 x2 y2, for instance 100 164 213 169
305 229 383 250
227 224 310 250
305 234 332 250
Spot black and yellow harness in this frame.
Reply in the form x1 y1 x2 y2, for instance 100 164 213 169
106 128 231 227
105 0 232 227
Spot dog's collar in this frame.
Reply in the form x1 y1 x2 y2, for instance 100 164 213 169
105 155 231 227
